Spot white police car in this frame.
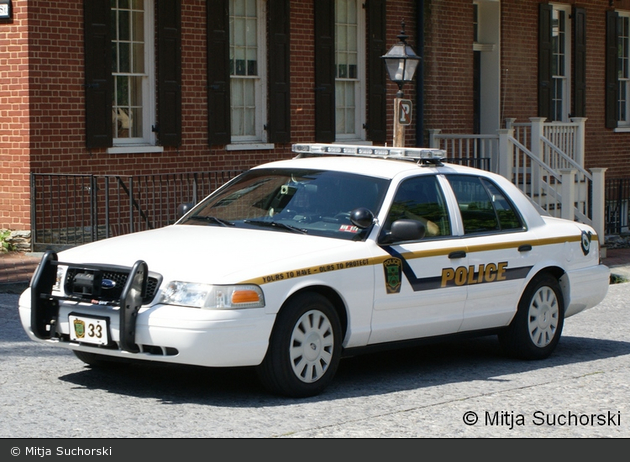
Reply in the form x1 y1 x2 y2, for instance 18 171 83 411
18 143 610 397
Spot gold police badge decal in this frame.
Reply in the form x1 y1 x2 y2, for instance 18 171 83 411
73 319 86 339
383 258 402 294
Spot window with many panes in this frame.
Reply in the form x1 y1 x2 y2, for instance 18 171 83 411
335 0 365 140
111 0 156 146
229 0 267 142
551 5 570 122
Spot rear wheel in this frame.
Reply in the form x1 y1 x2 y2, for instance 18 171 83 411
257 293 342 398
499 273 564 360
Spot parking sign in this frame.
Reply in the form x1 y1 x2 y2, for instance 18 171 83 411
398 99 412 125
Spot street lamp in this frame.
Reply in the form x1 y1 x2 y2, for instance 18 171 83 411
381 20 420 147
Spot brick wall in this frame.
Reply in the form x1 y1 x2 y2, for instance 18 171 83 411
25 0 295 178
423 0 475 139
0 0 30 230
383 0 418 146
501 0 630 175
4 0 630 236
1 0 419 233
289 0 315 142
576 0 630 174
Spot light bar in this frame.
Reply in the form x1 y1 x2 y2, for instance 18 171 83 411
292 143 446 161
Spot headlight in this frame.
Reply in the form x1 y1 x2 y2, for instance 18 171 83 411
52 266 66 293
159 282 265 309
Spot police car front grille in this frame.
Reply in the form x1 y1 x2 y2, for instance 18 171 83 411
64 267 160 304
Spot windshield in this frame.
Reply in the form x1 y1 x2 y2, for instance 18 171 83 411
179 168 389 240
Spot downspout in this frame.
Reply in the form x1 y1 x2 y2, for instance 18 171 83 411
415 0 425 146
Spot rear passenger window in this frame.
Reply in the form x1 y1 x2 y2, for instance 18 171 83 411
447 175 524 235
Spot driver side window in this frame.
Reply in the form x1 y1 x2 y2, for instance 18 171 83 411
385 176 451 238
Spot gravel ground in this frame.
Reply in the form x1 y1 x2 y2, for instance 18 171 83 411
0 282 628 439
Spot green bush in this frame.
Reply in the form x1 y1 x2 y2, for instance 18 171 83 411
0 230 16 252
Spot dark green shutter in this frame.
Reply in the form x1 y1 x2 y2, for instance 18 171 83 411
367 0 387 143
267 0 291 143
538 3 553 121
84 0 113 148
157 0 182 147
207 0 231 145
606 10 619 129
314 0 335 142
572 7 586 118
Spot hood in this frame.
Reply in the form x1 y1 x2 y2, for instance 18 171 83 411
57 225 358 284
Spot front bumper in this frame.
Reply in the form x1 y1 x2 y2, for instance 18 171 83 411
19 251 275 368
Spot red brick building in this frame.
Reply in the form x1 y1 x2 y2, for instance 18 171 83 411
1 0 630 246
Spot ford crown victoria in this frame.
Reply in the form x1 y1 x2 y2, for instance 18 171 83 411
19 144 610 397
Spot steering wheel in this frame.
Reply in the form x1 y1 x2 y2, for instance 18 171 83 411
334 212 351 223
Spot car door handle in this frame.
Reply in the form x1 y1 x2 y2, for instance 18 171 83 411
448 250 466 259
518 244 533 252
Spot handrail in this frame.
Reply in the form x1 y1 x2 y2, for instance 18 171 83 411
540 135 592 180
509 136 560 176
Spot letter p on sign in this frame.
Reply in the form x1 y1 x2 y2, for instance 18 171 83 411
398 99 412 125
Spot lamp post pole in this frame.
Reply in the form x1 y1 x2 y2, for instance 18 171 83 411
394 98 408 148
381 21 420 148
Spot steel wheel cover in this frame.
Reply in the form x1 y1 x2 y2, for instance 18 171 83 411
527 286 560 347
289 309 335 383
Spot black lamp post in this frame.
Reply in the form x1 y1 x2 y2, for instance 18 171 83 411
381 20 420 146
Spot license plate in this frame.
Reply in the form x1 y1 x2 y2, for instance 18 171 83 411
69 314 109 346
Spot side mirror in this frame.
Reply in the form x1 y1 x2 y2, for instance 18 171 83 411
177 202 194 219
350 207 375 229
379 219 426 244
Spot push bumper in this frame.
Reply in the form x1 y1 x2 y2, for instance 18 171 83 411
20 251 275 368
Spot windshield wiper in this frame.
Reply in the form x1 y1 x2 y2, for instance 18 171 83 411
187 216 235 227
244 220 308 234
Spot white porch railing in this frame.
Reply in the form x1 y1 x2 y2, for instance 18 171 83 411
428 118 607 245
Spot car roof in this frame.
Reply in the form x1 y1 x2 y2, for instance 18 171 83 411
252 155 478 180
251 149 548 228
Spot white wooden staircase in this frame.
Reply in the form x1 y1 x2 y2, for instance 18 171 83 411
429 117 607 249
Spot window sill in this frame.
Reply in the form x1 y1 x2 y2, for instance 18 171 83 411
107 145 165 155
614 127 630 133
226 143 275 151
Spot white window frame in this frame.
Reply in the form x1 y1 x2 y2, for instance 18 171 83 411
335 0 366 142
550 3 571 122
228 0 268 148
110 0 158 153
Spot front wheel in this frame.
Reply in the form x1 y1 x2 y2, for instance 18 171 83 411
257 293 342 398
499 273 564 360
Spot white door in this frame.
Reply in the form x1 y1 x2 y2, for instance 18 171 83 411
370 175 466 344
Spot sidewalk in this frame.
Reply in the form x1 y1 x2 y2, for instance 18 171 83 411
0 252 43 293
601 247 630 282
2 247 630 293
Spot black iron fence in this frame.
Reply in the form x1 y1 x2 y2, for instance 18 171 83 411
30 170 243 252
31 163 627 251
605 177 630 235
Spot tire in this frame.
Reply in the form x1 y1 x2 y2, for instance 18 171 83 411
257 293 342 398
499 273 564 360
